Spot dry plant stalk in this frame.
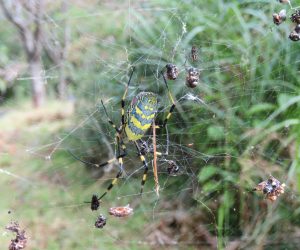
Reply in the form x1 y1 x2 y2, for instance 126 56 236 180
152 120 160 196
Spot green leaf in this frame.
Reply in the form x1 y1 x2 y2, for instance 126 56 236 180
207 125 224 140
278 94 294 108
198 165 219 182
202 181 220 193
248 103 276 114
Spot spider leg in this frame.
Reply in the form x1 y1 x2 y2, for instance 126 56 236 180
68 149 126 168
161 71 176 128
101 99 121 134
135 141 149 195
98 167 123 200
97 134 126 200
137 138 163 157
121 67 135 127
120 137 127 157
69 132 127 169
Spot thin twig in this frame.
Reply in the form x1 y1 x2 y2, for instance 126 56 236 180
152 120 159 196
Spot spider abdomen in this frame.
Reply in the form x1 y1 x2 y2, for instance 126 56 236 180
125 92 158 141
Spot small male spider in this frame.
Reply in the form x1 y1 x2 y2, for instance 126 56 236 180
191 45 198 62
70 67 177 209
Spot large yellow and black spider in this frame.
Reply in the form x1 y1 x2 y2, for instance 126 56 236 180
70 67 176 210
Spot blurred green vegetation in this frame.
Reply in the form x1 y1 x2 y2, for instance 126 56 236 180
1 0 300 249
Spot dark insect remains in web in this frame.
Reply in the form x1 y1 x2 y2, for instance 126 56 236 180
167 160 179 175
186 67 199 88
273 9 286 25
88 194 100 211
165 64 179 80
253 175 286 201
95 214 107 229
290 9 300 23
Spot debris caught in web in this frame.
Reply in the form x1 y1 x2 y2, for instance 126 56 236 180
95 215 107 229
290 9 300 23
279 0 291 5
186 67 199 88
5 221 27 250
272 2 300 41
179 93 207 107
166 160 180 176
165 64 179 80
289 29 300 41
273 9 286 25
109 204 133 217
253 175 286 201
89 194 100 211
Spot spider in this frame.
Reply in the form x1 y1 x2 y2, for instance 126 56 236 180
70 67 176 208
191 45 198 62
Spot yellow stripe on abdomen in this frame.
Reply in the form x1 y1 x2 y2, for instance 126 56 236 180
135 107 155 120
125 125 144 141
130 116 151 131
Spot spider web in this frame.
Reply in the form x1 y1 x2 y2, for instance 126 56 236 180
2 0 300 249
